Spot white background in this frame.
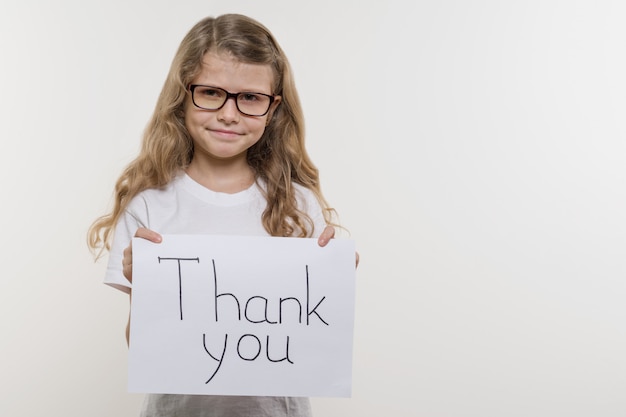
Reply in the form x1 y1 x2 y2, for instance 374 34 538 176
0 1 624 416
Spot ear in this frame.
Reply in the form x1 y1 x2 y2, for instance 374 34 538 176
266 95 282 125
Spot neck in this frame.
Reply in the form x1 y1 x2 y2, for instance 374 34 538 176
186 158 255 194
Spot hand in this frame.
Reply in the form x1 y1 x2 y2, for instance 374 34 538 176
317 225 360 268
122 227 163 282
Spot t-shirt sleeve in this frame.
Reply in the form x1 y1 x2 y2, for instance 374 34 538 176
103 197 148 293
296 186 327 238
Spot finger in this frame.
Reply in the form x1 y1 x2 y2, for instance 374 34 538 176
123 262 133 283
123 228 162 283
134 227 162 243
122 244 133 282
122 244 132 261
317 225 335 247
355 251 360 269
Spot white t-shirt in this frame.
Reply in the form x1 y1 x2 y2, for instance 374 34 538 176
105 172 326 417
105 172 326 291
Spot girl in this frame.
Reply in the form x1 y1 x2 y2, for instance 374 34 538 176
88 13 349 417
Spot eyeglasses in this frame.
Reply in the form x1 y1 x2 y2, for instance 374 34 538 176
188 85 276 117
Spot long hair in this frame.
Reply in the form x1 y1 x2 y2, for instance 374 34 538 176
88 14 337 256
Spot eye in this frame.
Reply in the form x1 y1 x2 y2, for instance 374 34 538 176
239 93 263 102
198 87 224 98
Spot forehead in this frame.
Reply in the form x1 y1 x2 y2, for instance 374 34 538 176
194 51 275 93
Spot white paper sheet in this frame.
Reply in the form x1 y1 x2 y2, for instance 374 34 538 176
128 234 356 397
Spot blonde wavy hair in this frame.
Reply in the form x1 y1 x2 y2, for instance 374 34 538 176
88 14 337 256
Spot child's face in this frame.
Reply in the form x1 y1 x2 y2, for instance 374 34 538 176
185 51 280 167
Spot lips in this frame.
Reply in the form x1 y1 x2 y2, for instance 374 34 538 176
210 128 242 138
213 128 239 134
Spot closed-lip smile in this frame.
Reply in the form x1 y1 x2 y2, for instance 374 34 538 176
210 128 241 137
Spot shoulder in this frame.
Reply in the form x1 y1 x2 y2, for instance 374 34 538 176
126 173 185 214
254 179 317 207
292 184 326 236
292 183 322 211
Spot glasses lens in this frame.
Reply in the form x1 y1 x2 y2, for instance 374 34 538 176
192 86 227 110
237 93 271 116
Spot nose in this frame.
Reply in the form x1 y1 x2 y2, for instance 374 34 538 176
216 96 240 123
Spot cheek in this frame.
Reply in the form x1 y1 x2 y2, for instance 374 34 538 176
185 107 207 129
251 120 269 138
